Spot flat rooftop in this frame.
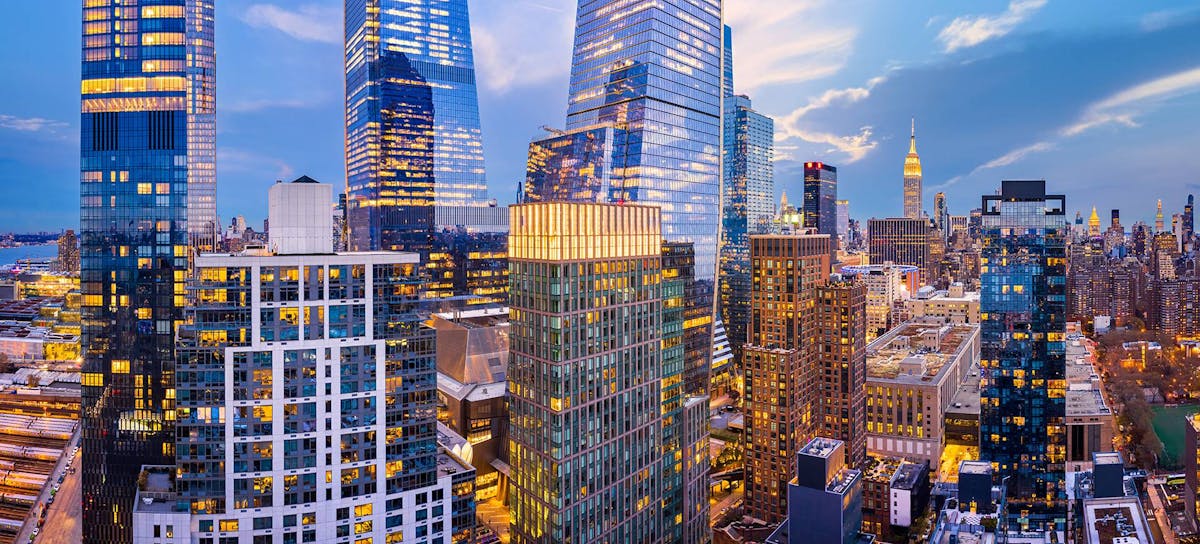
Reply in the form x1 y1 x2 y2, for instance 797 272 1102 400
867 322 978 385
863 455 906 483
893 462 927 490
1094 452 1123 466
800 438 844 459
946 363 982 416
960 461 992 475
1082 497 1152 544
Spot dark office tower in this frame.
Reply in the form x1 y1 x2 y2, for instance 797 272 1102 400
979 180 1067 529
803 162 838 238
1186 194 1195 243
721 89 775 370
815 279 868 469
1111 209 1121 229
743 233 832 524
903 119 923 219
868 217 934 285
79 1 215 541
934 191 949 233
345 0 501 304
507 203 668 543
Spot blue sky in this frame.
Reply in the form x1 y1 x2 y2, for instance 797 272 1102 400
1 0 1199 231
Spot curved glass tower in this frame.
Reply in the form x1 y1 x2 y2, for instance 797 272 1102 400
345 0 489 253
79 1 215 542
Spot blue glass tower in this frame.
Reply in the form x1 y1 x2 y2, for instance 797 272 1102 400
345 0 490 252
979 180 1067 529
79 1 215 542
561 0 723 397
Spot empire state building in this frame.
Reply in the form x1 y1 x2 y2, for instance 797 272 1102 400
903 119 923 219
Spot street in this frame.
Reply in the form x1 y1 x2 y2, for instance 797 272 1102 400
27 452 79 544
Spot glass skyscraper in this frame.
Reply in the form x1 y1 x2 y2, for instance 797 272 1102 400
802 161 838 238
720 92 774 370
79 1 215 541
553 0 723 397
979 180 1067 529
344 0 490 249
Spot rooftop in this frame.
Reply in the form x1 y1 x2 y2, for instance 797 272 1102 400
1093 452 1123 466
892 462 927 491
1082 497 1152 544
960 461 992 475
800 437 844 459
946 363 982 416
866 322 978 385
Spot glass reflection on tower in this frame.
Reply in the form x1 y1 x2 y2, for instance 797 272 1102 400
79 1 215 542
979 180 1067 530
345 0 490 252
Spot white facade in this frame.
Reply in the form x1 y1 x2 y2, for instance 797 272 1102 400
134 251 466 544
890 486 913 527
269 178 335 255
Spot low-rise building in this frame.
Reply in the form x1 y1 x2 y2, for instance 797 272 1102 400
860 455 930 538
902 283 980 325
765 438 875 544
865 322 981 467
1066 332 1116 472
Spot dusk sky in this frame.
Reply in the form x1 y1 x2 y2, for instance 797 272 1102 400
2 0 1199 231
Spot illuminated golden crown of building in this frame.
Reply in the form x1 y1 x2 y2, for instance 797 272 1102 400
904 119 922 179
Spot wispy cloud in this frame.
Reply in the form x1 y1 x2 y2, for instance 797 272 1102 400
1061 66 1200 137
936 65 1200 188
726 0 857 93
773 77 887 163
472 2 574 93
240 4 340 44
0 115 66 133
937 0 1047 53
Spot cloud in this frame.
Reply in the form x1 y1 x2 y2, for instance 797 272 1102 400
0 115 66 133
1061 66 1200 137
472 2 574 93
773 77 886 163
726 0 857 92
937 0 1047 53
240 4 340 44
938 65 1200 188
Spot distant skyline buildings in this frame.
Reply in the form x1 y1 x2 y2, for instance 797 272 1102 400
79 1 215 541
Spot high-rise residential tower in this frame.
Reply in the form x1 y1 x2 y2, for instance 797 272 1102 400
525 0 723 397
1157 199 1165 233
506 203 708 542
743 233 832 523
979 180 1067 528
80 2 215 541
134 178 475 544
803 162 838 238
815 279 868 469
903 120 923 219
1185 194 1195 244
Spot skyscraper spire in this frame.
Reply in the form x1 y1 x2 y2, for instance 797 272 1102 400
903 118 923 219
1156 199 1165 232
1088 206 1101 236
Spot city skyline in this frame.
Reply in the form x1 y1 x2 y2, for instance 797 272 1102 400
2 2 1199 230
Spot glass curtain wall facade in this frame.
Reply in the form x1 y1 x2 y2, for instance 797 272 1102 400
979 180 1067 530
345 0 495 305
79 1 214 541
507 203 666 543
802 161 838 238
720 93 774 367
563 0 723 397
